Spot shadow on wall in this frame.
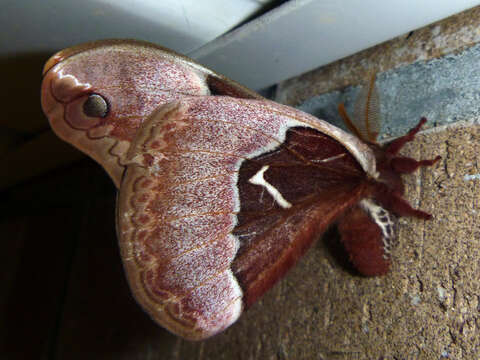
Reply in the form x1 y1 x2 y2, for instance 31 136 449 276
0 53 54 135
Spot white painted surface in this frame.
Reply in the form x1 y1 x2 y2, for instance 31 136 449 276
2 0 478 90
0 0 271 55
191 0 480 89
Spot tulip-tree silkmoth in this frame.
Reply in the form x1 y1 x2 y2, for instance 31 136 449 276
41 40 440 340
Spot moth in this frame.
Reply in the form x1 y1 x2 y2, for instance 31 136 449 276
41 40 440 340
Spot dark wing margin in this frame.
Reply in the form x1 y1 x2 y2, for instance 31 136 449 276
232 126 368 306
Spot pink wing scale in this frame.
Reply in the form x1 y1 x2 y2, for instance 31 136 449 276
42 42 214 187
141 235 237 296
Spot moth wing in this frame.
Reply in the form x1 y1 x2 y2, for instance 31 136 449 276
117 96 372 339
231 176 367 307
41 39 261 187
337 200 395 276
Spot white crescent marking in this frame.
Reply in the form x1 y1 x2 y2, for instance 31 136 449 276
249 165 292 209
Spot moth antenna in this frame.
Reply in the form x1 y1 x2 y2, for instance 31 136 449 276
338 103 363 139
352 73 381 143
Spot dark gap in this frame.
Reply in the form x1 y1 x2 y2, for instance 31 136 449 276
230 0 292 31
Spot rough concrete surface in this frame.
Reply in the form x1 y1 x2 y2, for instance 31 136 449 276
166 122 479 360
296 44 480 142
277 6 480 107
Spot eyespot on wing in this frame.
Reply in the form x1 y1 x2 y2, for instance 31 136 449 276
41 39 262 188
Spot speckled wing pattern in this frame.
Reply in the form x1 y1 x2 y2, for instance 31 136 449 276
41 40 261 187
117 96 373 340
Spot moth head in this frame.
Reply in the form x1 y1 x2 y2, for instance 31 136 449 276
337 74 415 193
336 76 440 270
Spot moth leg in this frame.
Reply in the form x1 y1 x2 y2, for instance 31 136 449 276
385 116 441 173
391 155 441 174
386 117 427 155
378 190 432 220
